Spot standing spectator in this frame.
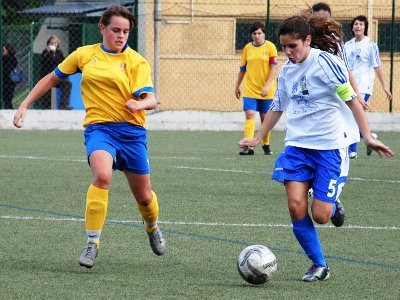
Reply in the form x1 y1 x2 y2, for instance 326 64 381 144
2 43 18 109
235 22 278 155
344 15 392 158
40 35 72 109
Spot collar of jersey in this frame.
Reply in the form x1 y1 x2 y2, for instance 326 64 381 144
100 43 129 53
251 40 266 47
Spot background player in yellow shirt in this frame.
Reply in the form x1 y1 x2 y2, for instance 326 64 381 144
235 21 278 155
13 5 165 269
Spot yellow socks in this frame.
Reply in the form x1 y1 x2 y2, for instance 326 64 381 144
244 119 255 141
84 187 160 245
85 184 109 246
137 191 159 233
262 131 271 146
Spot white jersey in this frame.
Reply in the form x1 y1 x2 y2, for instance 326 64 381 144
344 36 381 95
272 48 360 150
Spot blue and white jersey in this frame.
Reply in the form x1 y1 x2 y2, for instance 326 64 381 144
344 37 381 95
338 45 351 71
272 48 359 150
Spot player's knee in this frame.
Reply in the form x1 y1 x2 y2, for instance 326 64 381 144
312 211 330 224
93 172 112 189
135 190 153 206
287 201 307 219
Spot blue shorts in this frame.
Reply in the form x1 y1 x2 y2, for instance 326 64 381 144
243 97 272 113
272 146 350 203
361 94 371 102
84 122 150 174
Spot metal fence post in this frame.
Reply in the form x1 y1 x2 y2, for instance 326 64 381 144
154 0 161 103
0 0 3 109
389 0 395 112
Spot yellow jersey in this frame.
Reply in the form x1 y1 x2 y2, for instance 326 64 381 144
240 41 278 99
56 44 154 127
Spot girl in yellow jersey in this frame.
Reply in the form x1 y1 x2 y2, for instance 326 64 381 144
235 22 279 155
13 5 165 268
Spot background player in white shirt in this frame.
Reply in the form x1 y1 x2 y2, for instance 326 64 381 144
239 14 394 282
344 15 392 158
311 2 369 112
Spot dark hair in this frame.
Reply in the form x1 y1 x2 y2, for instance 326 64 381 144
311 2 331 15
100 5 137 31
350 15 368 36
3 42 16 56
277 15 311 41
278 13 344 55
250 21 265 34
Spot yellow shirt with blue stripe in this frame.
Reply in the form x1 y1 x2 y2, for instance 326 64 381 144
240 41 278 99
55 43 154 127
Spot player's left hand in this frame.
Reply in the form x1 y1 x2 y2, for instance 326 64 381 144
126 99 143 113
364 136 394 158
357 97 370 111
384 87 392 101
261 86 269 97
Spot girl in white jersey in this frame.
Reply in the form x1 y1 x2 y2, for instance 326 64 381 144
239 15 394 282
344 15 392 158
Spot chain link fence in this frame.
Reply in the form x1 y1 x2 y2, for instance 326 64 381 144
1 0 399 112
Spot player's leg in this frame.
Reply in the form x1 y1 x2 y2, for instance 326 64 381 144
79 150 113 268
272 146 329 281
240 97 256 155
125 172 166 255
311 147 349 228
258 99 273 155
349 142 358 159
286 181 330 282
79 124 116 268
120 125 165 255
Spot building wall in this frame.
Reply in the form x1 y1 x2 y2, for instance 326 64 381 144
143 0 399 112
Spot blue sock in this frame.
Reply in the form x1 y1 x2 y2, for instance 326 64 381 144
292 214 327 267
349 142 358 153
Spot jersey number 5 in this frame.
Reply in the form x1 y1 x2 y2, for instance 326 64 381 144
327 179 345 200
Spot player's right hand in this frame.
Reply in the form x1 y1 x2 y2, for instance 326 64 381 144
235 88 241 99
238 137 260 148
13 108 26 128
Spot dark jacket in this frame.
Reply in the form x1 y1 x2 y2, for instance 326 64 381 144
40 48 65 77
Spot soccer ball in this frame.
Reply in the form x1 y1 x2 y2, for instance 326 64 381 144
237 245 277 285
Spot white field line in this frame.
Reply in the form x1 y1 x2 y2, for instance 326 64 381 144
0 215 399 231
1 155 399 183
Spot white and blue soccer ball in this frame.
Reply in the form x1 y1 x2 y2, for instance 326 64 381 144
237 245 277 285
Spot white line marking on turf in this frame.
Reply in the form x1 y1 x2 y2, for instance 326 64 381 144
350 177 400 184
1 155 399 183
170 165 400 183
0 155 86 162
172 166 256 173
1 215 399 230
